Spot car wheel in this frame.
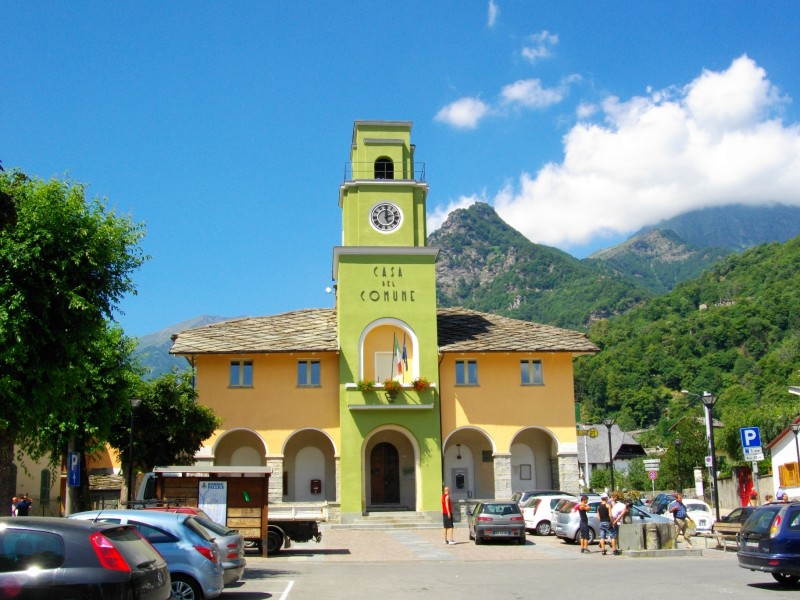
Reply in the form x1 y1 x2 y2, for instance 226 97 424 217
475 533 484 545
536 521 551 536
518 534 527 545
171 574 201 600
266 530 284 555
772 573 800 586
587 528 596 544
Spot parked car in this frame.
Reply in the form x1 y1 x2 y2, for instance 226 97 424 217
521 494 575 535
511 490 571 505
70 509 224 600
649 493 677 515
713 506 757 539
468 500 527 545
143 507 245 585
555 499 672 544
683 499 715 532
0 516 171 600
737 501 800 586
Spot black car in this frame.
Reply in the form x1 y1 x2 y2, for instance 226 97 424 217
737 501 800 586
0 517 171 599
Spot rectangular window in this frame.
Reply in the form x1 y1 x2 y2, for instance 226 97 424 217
297 359 321 386
520 359 544 385
229 360 253 387
455 359 478 386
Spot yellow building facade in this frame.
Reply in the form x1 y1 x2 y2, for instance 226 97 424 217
171 122 597 522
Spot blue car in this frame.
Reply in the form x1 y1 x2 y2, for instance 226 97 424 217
738 501 800 586
70 509 224 600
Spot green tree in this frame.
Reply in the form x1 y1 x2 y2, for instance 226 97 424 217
0 171 146 510
108 370 222 498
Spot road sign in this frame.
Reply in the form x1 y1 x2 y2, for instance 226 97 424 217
743 447 765 462
576 427 599 438
648 470 658 481
67 451 80 487
705 455 713 467
740 427 762 449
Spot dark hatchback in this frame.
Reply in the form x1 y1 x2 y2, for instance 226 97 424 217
0 517 171 599
738 502 800 586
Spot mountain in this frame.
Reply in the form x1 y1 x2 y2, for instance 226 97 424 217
641 204 800 251
430 202 652 330
133 315 236 379
586 229 732 295
574 234 800 441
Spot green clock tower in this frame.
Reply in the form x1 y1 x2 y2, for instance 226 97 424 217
333 121 442 522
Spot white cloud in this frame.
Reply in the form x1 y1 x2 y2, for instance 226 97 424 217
521 30 558 64
489 55 800 249
501 78 566 109
487 0 499 27
428 195 480 232
434 97 490 129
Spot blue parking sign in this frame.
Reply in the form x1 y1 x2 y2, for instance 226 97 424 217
740 427 761 449
67 451 80 487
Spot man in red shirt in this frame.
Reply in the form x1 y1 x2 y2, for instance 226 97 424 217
442 487 455 544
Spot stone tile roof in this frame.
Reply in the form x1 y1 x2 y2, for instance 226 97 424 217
578 424 646 463
170 309 340 354
170 307 598 355
436 308 598 354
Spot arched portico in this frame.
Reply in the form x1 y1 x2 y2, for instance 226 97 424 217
283 429 337 502
509 427 565 493
443 427 496 501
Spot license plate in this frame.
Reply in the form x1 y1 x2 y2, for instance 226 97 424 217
745 540 759 549
493 530 509 536
698 520 706 526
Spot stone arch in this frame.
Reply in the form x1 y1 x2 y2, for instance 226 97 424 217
283 428 337 502
362 425 420 511
358 318 420 382
442 426 496 501
212 428 267 466
509 426 561 491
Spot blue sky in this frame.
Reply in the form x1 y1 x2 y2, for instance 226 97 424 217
4 1 800 337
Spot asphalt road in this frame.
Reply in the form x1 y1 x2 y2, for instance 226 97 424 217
219 527 799 599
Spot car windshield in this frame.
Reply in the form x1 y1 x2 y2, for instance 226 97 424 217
194 516 236 536
558 500 577 513
685 502 709 513
744 506 782 534
483 503 520 516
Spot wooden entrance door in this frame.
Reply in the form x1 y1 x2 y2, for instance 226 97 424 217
370 442 400 504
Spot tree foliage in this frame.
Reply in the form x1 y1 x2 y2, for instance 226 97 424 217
108 370 222 475
0 170 146 507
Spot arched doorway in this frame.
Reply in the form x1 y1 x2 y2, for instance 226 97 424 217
370 442 400 505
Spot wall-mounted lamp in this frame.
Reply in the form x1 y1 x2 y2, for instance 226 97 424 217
456 444 462 460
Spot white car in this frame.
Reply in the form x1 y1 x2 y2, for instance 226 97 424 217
683 499 715 532
521 494 576 535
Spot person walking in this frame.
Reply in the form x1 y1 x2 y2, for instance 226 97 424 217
14 494 31 517
610 496 627 555
577 495 591 554
668 492 693 548
597 492 612 555
442 486 455 545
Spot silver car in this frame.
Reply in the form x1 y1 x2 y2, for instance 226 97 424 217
69 509 224 600
194 515 246 585
555 499 671 543
468 500 527 545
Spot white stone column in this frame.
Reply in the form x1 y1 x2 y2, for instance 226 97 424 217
266 456 284 503
557 453 580 495
494 453 512 499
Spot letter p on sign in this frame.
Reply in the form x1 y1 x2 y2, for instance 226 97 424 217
740 427 761 449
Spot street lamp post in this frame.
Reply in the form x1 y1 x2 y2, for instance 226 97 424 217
603 418 616 492
682 390 720 522
127 397 142 505
675 437 683 494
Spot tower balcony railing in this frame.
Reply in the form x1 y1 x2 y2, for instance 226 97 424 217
344 162 426 182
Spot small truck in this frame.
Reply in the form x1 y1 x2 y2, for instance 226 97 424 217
136 466 324 555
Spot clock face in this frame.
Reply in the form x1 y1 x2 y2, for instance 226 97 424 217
370 202 402 232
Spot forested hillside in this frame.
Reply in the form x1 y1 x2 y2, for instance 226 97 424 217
431 203 652 330
575 235 800 463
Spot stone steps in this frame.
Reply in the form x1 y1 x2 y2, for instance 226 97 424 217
326 511 441 530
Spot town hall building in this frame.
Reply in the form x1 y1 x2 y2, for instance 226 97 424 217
169 121 598 523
